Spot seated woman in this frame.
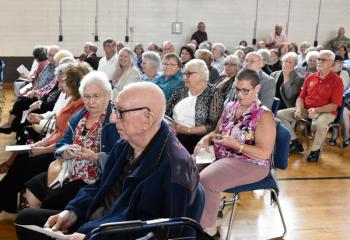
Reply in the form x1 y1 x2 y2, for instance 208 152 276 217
0 46 51 133
195 69 276 238
180 45 195 66
213 55 241 99
24 57 77 141
297 41 311 67
111 47 141 98
195 49 220 84
267 49 282 73
0 63 90 214
154 53 184 102
296 50 319 78
166 59 223 154
271 52 304 110
25 71 119 210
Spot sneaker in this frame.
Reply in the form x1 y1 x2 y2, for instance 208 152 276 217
329 138 337 146
307 149 321 162
289 139 304 154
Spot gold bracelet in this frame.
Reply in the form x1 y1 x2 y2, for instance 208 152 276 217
187 127 191 135
238 144 244 153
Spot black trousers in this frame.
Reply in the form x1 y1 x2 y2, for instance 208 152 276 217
16 208 60 240
176 134 203 154
0 152 54 213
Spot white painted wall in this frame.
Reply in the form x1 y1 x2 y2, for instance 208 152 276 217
0 0 349 56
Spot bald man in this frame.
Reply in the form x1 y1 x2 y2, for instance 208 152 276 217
16 82 199 240
326 27 350 51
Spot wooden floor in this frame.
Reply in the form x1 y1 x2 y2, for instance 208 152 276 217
0 86 349 240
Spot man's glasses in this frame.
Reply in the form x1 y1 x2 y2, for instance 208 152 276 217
111 102 151 119
235 87 254 95
317 58 332 62
183 71 198 77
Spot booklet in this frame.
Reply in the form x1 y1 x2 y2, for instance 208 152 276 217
5 145 31 152
195 145 216 164
15 224 65 239
16 64 30 75
19 82 33 95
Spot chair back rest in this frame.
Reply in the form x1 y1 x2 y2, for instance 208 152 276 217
334 93 349 124
186 183 205 222
273 120 291 170
272 97 280 115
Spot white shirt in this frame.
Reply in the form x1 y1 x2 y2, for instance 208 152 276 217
97 54 118 80
173 92 197 127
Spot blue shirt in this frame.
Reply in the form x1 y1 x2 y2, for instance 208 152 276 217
154 70 184 102
140 72 161 82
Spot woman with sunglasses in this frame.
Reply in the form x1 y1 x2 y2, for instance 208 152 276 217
194 68 276 239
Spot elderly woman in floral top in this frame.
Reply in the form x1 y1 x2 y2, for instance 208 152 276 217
25 71 119 210
166 59 223 154
194 69 276 238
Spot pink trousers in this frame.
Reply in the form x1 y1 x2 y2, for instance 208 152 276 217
199 158 269 228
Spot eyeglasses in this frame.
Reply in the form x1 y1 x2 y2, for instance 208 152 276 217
183 71 198 77
162 63 178 67
224 63 237 67
82 93 104 102
317 58 332 62
111 102 151 119
235 87 254 95
244 59 258 64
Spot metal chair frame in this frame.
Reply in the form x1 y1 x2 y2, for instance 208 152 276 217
220 121 290 240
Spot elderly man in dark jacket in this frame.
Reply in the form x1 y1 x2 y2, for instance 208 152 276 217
16 82 199 240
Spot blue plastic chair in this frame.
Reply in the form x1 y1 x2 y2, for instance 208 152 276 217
272 97 280 115
221 121 290 240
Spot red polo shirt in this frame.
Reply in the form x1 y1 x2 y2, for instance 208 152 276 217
299 71 344 115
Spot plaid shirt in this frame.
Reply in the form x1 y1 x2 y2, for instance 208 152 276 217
34 63 55 90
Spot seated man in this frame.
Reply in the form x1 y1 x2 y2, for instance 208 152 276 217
16 82 199 240
277 50 344 162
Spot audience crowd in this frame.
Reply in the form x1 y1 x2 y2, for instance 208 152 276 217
0 22 350 239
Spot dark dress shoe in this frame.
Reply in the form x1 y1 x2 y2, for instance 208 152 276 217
289 139 304 154
343 139 350 148
329 138 337 146
307 149 321 162
210 231 221 240
0 127 12 134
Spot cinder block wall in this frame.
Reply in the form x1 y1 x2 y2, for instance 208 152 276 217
0 0 349 80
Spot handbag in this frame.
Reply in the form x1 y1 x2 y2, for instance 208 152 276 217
33 114 56 137
47 158 72 189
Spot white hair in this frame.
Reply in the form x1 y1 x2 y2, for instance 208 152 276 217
282 52 298 66
305 51 320 63
79 71 112 100
185 59 209 81
320 50 335 61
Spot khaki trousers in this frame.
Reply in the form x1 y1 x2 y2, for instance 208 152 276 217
277 107 336 151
